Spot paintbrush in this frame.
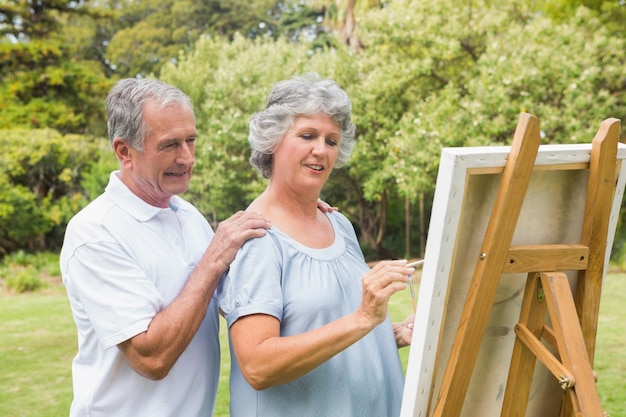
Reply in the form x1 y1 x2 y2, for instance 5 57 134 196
406 260 424 312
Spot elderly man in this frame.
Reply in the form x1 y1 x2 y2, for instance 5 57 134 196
60 78 270 416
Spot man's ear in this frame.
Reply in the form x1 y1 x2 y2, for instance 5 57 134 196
112 138 132 168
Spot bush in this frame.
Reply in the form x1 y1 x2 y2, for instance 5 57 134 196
0 128 113 255
4 266 45 293
0 251 58 293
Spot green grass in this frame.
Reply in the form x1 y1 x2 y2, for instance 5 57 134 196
593 273 626 416
0 286 75 417
1 272 624 416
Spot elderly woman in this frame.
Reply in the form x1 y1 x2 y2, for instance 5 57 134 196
217 73 414 417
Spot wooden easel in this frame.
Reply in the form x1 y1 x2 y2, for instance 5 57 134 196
431 113 621 417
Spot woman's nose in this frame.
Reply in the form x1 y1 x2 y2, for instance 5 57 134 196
311 137 328 154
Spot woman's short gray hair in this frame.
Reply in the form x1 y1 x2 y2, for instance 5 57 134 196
106 78 195 151
249 73 356 179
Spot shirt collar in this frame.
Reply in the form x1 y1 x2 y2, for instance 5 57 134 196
105 171 181 222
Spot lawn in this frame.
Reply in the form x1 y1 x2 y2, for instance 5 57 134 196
1 273 624 417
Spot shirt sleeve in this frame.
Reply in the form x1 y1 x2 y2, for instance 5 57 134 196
217 232 285 329
65 241 162 349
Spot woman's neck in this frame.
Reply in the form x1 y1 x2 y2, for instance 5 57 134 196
256 182 320 219
248 186 334 248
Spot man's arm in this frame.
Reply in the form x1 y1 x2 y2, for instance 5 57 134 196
118 211 270 380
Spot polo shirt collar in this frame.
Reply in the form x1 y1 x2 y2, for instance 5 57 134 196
105 171 178 221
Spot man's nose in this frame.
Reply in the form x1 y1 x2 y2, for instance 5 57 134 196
176 142 195 165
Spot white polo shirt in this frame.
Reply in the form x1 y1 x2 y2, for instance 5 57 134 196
60 171 220 417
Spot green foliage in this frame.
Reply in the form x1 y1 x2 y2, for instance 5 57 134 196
359 0 626 207
0 251 52 293
460 6 624 145
79 150 119 201
0 39 112 135
161 0 626 258
355 0 487 198
3 266 45 293
0 0 70 39
3 0 626 259
538 0 626 37
104 0 323 78
0 2 113 135
0 129 111 254
0 173 50 250
0 250 61 293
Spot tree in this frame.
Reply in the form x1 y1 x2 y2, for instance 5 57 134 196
4 0 623 260
161 30 406 256
350 0 624 257
338 0 498 255
0 0 112 135
0 129 113 254
0 0 77 40
305 0 387 49
537 0 626 37
163 0 625 260
390 4 625 192
103 0 330 78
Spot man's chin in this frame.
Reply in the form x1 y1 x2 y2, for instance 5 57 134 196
163 179 190 196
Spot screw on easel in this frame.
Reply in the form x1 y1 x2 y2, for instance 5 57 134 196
479 252 487 260
558 375 573 390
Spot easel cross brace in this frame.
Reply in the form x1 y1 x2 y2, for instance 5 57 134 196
502 271 604 417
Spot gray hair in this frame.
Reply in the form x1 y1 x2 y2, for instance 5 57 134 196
106 78 195 151
249 73 356 179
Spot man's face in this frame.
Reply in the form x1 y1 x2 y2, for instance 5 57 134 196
116 100 197 208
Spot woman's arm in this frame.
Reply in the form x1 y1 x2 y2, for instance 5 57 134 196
229 260 414 390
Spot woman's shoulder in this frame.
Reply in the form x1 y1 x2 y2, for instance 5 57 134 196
328 210 352 230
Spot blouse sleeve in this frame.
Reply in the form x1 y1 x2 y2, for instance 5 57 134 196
217 232 285 329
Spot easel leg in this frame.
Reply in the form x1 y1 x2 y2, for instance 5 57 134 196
541 272 604 417
501 273 548 417
575 118 620 364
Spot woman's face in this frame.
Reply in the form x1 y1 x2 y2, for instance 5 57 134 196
271 112 341 195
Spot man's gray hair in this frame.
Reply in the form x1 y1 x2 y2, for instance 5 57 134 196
106 78 195 151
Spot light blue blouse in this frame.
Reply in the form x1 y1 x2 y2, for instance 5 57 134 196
218 212 405 417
